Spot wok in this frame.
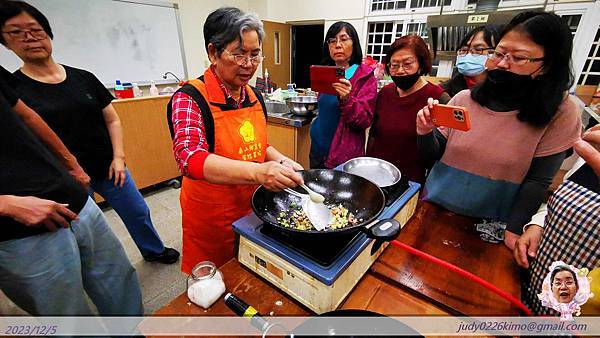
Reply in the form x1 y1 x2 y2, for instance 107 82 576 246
251 170 400 242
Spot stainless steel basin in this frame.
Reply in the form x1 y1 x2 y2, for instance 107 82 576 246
286 96 318 116
265 100 288 114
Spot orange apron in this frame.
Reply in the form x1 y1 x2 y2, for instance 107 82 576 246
180 70 267 274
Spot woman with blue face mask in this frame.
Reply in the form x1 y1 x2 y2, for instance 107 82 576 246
440 25 502 97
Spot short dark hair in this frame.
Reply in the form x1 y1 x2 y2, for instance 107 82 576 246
472 11 574 128
384 34 432 75
321 21 363 66
203 7 264 56
0 0 53 45
551 266 579 289
458 24 503 51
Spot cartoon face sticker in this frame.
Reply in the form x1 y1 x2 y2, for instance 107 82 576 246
537 261 594 321
238 120 256 143
552 269 579 304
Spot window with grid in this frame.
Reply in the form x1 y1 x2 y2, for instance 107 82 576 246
370 0 407 11
406 22 428 39
578 28 600 86
409 0 451 8
368 21 439 75
395 23 404 39
560 14 582 39
367 22 395 62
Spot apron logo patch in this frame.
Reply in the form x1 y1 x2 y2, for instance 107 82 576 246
238 120 256 143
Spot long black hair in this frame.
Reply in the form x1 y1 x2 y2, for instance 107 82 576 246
458 24 502 52
473 11 574 127
0 1 53 45
321 21 363 66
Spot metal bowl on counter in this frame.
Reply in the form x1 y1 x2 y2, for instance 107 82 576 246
265 100 288 115
286 96 318 116
342 157 401 188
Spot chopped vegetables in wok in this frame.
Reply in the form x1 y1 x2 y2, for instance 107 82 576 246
276 202 358 231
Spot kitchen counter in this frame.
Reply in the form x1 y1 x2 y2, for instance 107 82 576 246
266 113 312 169
152 201 521 335
266 112 313 128
111 95 180 189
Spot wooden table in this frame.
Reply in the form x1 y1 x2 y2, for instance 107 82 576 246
372 202 520 316
152 202 521 336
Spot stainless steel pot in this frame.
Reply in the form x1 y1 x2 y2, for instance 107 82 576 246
286 96 318 116
342 157 401 188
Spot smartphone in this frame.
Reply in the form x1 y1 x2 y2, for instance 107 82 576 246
310 65 345 95
430 104 471 131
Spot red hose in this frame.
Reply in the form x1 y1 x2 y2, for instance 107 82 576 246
389 240 533 316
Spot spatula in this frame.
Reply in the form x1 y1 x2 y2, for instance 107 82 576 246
303 199 332 231
284 188 331 231
299 183 325 204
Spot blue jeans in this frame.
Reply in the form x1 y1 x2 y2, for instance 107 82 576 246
0 197 143 315
91 169 165 256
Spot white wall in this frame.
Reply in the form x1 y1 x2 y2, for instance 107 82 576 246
259 0 364 23
173 0 250 79
252 0 368 65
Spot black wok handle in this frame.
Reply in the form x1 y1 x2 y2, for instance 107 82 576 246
363 218 400 240
361 218 401 255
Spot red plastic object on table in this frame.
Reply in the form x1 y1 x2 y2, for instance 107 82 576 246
115 88 134 99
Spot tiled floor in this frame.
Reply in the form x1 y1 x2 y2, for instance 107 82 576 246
0 185 187 315
107 185 187 314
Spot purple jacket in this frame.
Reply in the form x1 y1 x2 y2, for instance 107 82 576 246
325 63 377 168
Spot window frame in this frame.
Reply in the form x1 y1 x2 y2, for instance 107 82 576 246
370 0 408 12
366 20 439 76
578 27 600 86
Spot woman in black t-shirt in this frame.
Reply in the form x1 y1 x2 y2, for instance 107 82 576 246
0 1 179 264
0 64 143 316
0 66 89 187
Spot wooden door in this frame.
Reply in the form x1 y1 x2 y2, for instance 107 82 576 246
262 21 291 90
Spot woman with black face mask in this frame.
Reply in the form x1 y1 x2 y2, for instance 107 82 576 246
366 35 450 184
416 12 582 250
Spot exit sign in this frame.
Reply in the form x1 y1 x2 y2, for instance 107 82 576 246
467 14 489 24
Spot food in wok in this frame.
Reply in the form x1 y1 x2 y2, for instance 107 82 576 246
276 202 358 231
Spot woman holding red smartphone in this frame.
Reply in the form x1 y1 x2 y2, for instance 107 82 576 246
309 22 377 169
366 35 449 184
416 12 582 250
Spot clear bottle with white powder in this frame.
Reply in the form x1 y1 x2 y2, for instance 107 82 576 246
186 261 226 309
